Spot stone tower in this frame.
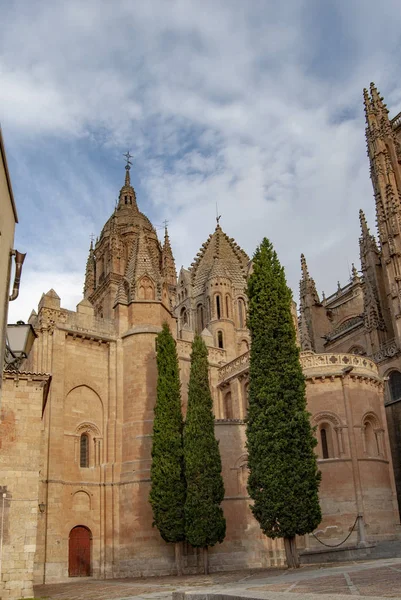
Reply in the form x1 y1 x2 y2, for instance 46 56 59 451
84 161 177 323
364 83 401 347
175 222 250 360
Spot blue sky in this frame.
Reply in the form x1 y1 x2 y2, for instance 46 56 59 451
2 0 401 322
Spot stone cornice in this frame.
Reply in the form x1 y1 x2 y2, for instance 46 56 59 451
218 350 381 386
61 328 115 344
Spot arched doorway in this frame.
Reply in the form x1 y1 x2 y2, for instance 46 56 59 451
69 526 91 577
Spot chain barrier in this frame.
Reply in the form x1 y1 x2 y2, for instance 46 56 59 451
311 515 359 548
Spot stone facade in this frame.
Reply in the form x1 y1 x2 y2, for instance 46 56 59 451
1 84 400 585
300 84 401 519
0 372 50 599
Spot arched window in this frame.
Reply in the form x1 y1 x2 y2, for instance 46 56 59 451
196 304 204 333
389 370 401 402
224 391 233 419
80 434 89 468
321 428 329 459
319 424 335 459
216 294 222 319
217 331 224 349
364 421 379 457
225 295 231 319
314 412 343 458
238 298 245 328
180 307 188 326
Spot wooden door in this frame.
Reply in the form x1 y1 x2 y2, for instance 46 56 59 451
69 526 91 577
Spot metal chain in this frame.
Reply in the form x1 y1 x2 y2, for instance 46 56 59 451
311 515 359 548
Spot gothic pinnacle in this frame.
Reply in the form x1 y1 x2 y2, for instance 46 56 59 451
351 263 359 281
299 253 319 304
359 209 369 234
300 253 309 279
363 88 372 118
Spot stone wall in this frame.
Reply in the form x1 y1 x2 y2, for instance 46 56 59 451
0 371 50 599
0 131 17 396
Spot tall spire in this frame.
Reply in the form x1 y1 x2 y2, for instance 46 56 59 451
118 151 137 210
83 239 96 298
162 222 177 287
358 209 386 334
359 209 379 270
299 254 319 305
364 84 401 245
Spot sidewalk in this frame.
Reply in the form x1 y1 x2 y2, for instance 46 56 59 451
34 557 401 600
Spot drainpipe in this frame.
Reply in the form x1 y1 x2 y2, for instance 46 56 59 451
9 250 26 301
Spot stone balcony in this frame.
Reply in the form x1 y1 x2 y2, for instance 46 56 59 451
218 350 380 385
300 351 379 379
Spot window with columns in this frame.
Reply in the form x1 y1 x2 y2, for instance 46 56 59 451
313 413 344 459
362 413 383 457
76 423 102 468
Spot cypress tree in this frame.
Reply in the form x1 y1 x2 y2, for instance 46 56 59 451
184 334 226 574
246 238 321 568
149 322 186 575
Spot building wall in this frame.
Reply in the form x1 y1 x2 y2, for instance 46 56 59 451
0 130 17 394
219 350 400 550
303 353 399 545
0 372 50 600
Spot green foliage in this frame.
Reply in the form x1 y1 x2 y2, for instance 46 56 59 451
184 334 226 548
246 238 321 539
149 322 186 543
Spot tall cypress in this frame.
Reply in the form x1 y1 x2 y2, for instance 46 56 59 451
184 334 226 574
246 238 321 568
149 322 186 574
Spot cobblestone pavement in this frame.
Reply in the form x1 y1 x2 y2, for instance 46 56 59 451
34 558 401 600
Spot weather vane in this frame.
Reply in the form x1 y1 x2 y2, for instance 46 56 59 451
123 150 133 170
216 202 221 225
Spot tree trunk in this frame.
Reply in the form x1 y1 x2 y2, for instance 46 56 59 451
175 541 183 576
203 546 208 574
291 536 300 568
284 536 299 568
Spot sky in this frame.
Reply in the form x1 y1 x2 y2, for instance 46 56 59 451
3 0 401 322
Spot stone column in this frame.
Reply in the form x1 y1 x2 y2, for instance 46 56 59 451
341 373 367 545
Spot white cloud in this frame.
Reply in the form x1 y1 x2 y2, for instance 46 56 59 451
3 0 401 321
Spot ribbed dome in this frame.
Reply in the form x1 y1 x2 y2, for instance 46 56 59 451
190 224 249 295
99 204 157 241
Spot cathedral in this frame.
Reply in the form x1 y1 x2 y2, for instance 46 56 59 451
2 84 401 596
